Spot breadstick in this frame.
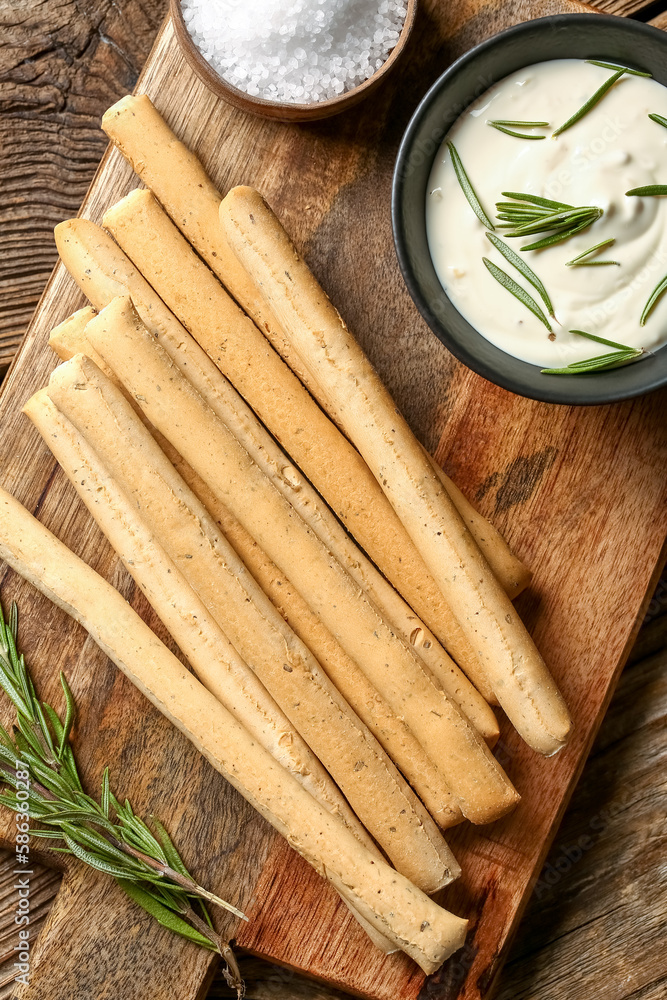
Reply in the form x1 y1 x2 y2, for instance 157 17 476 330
85 297 519 823
0 487 468 972
220 188 573 756
48 307 97 360
101 94 529 602
53 223 496 735
421 448 531 605
58 209 485 690
44 356 460 893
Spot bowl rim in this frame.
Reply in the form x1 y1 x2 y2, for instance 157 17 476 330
391 12 667 406
170 0 418 122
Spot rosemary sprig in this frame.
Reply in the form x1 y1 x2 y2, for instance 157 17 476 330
541 329 645 374
488 120 548 139
447 141 495 229
482 257 552 330
640 272 667 325
0 600 245 995
496 192 603 252
502 191 572 210
648 113 667 129
485 232 554 315
566 238 620 267
586 59 651 79
552 68 625 137
626 185 667 196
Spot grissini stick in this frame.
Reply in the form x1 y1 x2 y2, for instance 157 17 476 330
0 486 468 972
101 94 530 601
47 319 463 830
62 206 483 689
48 306 97 360
85 298 519 824
420 447 531 612
51 227 495 739
219 187 573 757
44 357 460 895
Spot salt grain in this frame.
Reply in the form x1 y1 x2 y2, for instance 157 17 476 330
181 0 407 104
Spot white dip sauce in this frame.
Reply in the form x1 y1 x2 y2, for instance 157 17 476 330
426 59 667 367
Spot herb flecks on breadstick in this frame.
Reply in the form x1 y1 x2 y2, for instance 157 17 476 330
219 186 573 757
101 94 530 603
0 487 468 972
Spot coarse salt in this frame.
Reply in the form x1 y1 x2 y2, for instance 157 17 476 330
181 0 407 104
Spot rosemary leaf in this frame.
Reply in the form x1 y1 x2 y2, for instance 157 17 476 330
485 232 554 314
553 68 625 137
521 213 600 252
117 880 219 951
586 59 651 78
447 141 495 229
505 207 596 237
569 329 639 350
482 257 552 330
490 120 550 127
566 238 615 263
488 120 547 139
501 191 572 210
566 238 619 266
640 272 667 325
63 833 145 880
153 816 191 878
101 767 111 818
542 350 643 374
542 329 645 374
566 351 640 370
648 112 667 129
59 672 76 754
626 185 667 196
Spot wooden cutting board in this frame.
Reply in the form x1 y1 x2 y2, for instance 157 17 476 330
0 1 665 997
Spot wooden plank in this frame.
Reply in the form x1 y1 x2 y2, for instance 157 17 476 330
0 2 665 999
0 0 169 374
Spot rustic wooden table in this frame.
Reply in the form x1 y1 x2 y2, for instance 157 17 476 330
0 2 665 999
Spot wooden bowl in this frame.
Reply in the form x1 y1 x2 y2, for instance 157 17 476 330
170 0 417 122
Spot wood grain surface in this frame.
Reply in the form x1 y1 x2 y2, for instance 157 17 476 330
0 2 666 999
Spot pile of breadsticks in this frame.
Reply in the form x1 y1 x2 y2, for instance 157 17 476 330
0 94 572 974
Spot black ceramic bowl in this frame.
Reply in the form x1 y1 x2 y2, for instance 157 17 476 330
392 14 667 405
